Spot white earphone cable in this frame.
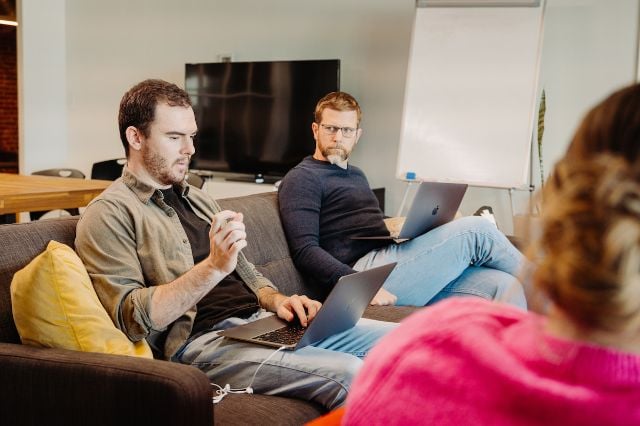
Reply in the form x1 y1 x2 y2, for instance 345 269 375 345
212 345 286 404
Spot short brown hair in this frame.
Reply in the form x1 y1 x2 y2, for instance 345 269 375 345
314 91 362 126
118 79 192 157
531 83 640 333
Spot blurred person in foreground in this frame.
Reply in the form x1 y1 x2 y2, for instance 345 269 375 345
342 83 640 425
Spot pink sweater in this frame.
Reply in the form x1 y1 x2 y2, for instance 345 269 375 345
344 298 640 425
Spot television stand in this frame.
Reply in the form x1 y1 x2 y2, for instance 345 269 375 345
225 174 281 185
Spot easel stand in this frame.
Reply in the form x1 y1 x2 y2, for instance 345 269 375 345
508 185 537 222
396 180 419 217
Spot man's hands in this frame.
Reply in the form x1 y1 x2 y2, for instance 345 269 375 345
275 294 323 327
207 210 246 275
258 288 322 328
150 210 246 330
384 216 405 236
370 287 397 306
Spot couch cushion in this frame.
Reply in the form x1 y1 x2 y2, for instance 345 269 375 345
215 393 324 425
11 240 153 357
218 192 325 301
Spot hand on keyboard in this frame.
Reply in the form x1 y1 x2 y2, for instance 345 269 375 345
254 324 307 346
276 294 323 327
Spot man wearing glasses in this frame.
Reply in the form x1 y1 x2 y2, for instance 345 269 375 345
278 91 527 308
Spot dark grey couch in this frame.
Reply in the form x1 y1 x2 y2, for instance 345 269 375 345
0 191 417 426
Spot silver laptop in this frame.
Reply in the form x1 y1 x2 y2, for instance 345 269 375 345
353 181 468 241
218 262 396 350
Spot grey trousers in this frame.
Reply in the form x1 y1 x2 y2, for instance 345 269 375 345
173 310 397 410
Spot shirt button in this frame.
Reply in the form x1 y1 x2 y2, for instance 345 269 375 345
183 239 188 244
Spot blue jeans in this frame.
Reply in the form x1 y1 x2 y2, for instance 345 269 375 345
353 216 527 308
173 310 396 410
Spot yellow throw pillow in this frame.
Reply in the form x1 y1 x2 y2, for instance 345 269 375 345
10 240 153 358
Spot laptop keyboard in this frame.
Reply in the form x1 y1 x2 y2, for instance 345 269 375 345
254 324 306 346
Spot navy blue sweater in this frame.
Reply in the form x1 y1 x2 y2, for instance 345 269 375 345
278 156 390 294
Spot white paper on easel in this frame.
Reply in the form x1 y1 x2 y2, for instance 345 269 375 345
396 3 545 189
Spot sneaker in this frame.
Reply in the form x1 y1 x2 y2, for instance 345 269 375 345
473 205 498 228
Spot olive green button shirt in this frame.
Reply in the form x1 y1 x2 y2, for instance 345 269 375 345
75 168 276 359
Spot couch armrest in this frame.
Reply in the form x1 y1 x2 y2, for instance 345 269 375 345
0 343 212 426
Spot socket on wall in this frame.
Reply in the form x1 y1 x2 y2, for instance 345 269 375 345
217 53 233 62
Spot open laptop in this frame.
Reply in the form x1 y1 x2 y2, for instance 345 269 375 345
353 181 468 241
218 262 396 350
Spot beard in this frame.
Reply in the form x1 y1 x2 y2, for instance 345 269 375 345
322 144 350 169
326 154 348 169
321 143 350 162
142 147 189 186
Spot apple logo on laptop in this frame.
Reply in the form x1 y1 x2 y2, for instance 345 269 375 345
432 205 440 215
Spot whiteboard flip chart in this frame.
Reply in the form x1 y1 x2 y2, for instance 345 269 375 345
396 3 545 188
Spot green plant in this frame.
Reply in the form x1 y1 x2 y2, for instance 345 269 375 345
537 89 546 188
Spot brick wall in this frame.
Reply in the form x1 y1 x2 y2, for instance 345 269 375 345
0 24 18 172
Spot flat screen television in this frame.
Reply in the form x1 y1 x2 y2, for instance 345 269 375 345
185 59 340 183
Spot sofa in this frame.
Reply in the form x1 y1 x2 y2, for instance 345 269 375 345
0 191 418 426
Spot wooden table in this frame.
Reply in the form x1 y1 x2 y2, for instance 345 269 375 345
0 173 111 216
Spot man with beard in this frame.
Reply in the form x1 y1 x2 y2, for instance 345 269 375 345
75 80 396 410
278 91 528 308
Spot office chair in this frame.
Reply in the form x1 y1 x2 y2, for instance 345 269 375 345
186 172 205 189
30 168 86 220
91 158 127 181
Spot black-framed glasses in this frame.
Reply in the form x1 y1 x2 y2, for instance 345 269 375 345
319 124 358 138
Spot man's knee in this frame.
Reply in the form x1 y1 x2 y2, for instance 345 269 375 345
435 267 528 309
455 215 501 235
322 356 362 410
494 278 527 309
467 269 528 307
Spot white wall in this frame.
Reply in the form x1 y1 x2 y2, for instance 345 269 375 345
18 0 640 231
459 0 640 234
62 0 415 213
538 0 639 177
18 0 68 174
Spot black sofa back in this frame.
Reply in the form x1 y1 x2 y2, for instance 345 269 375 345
0 216 79 344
